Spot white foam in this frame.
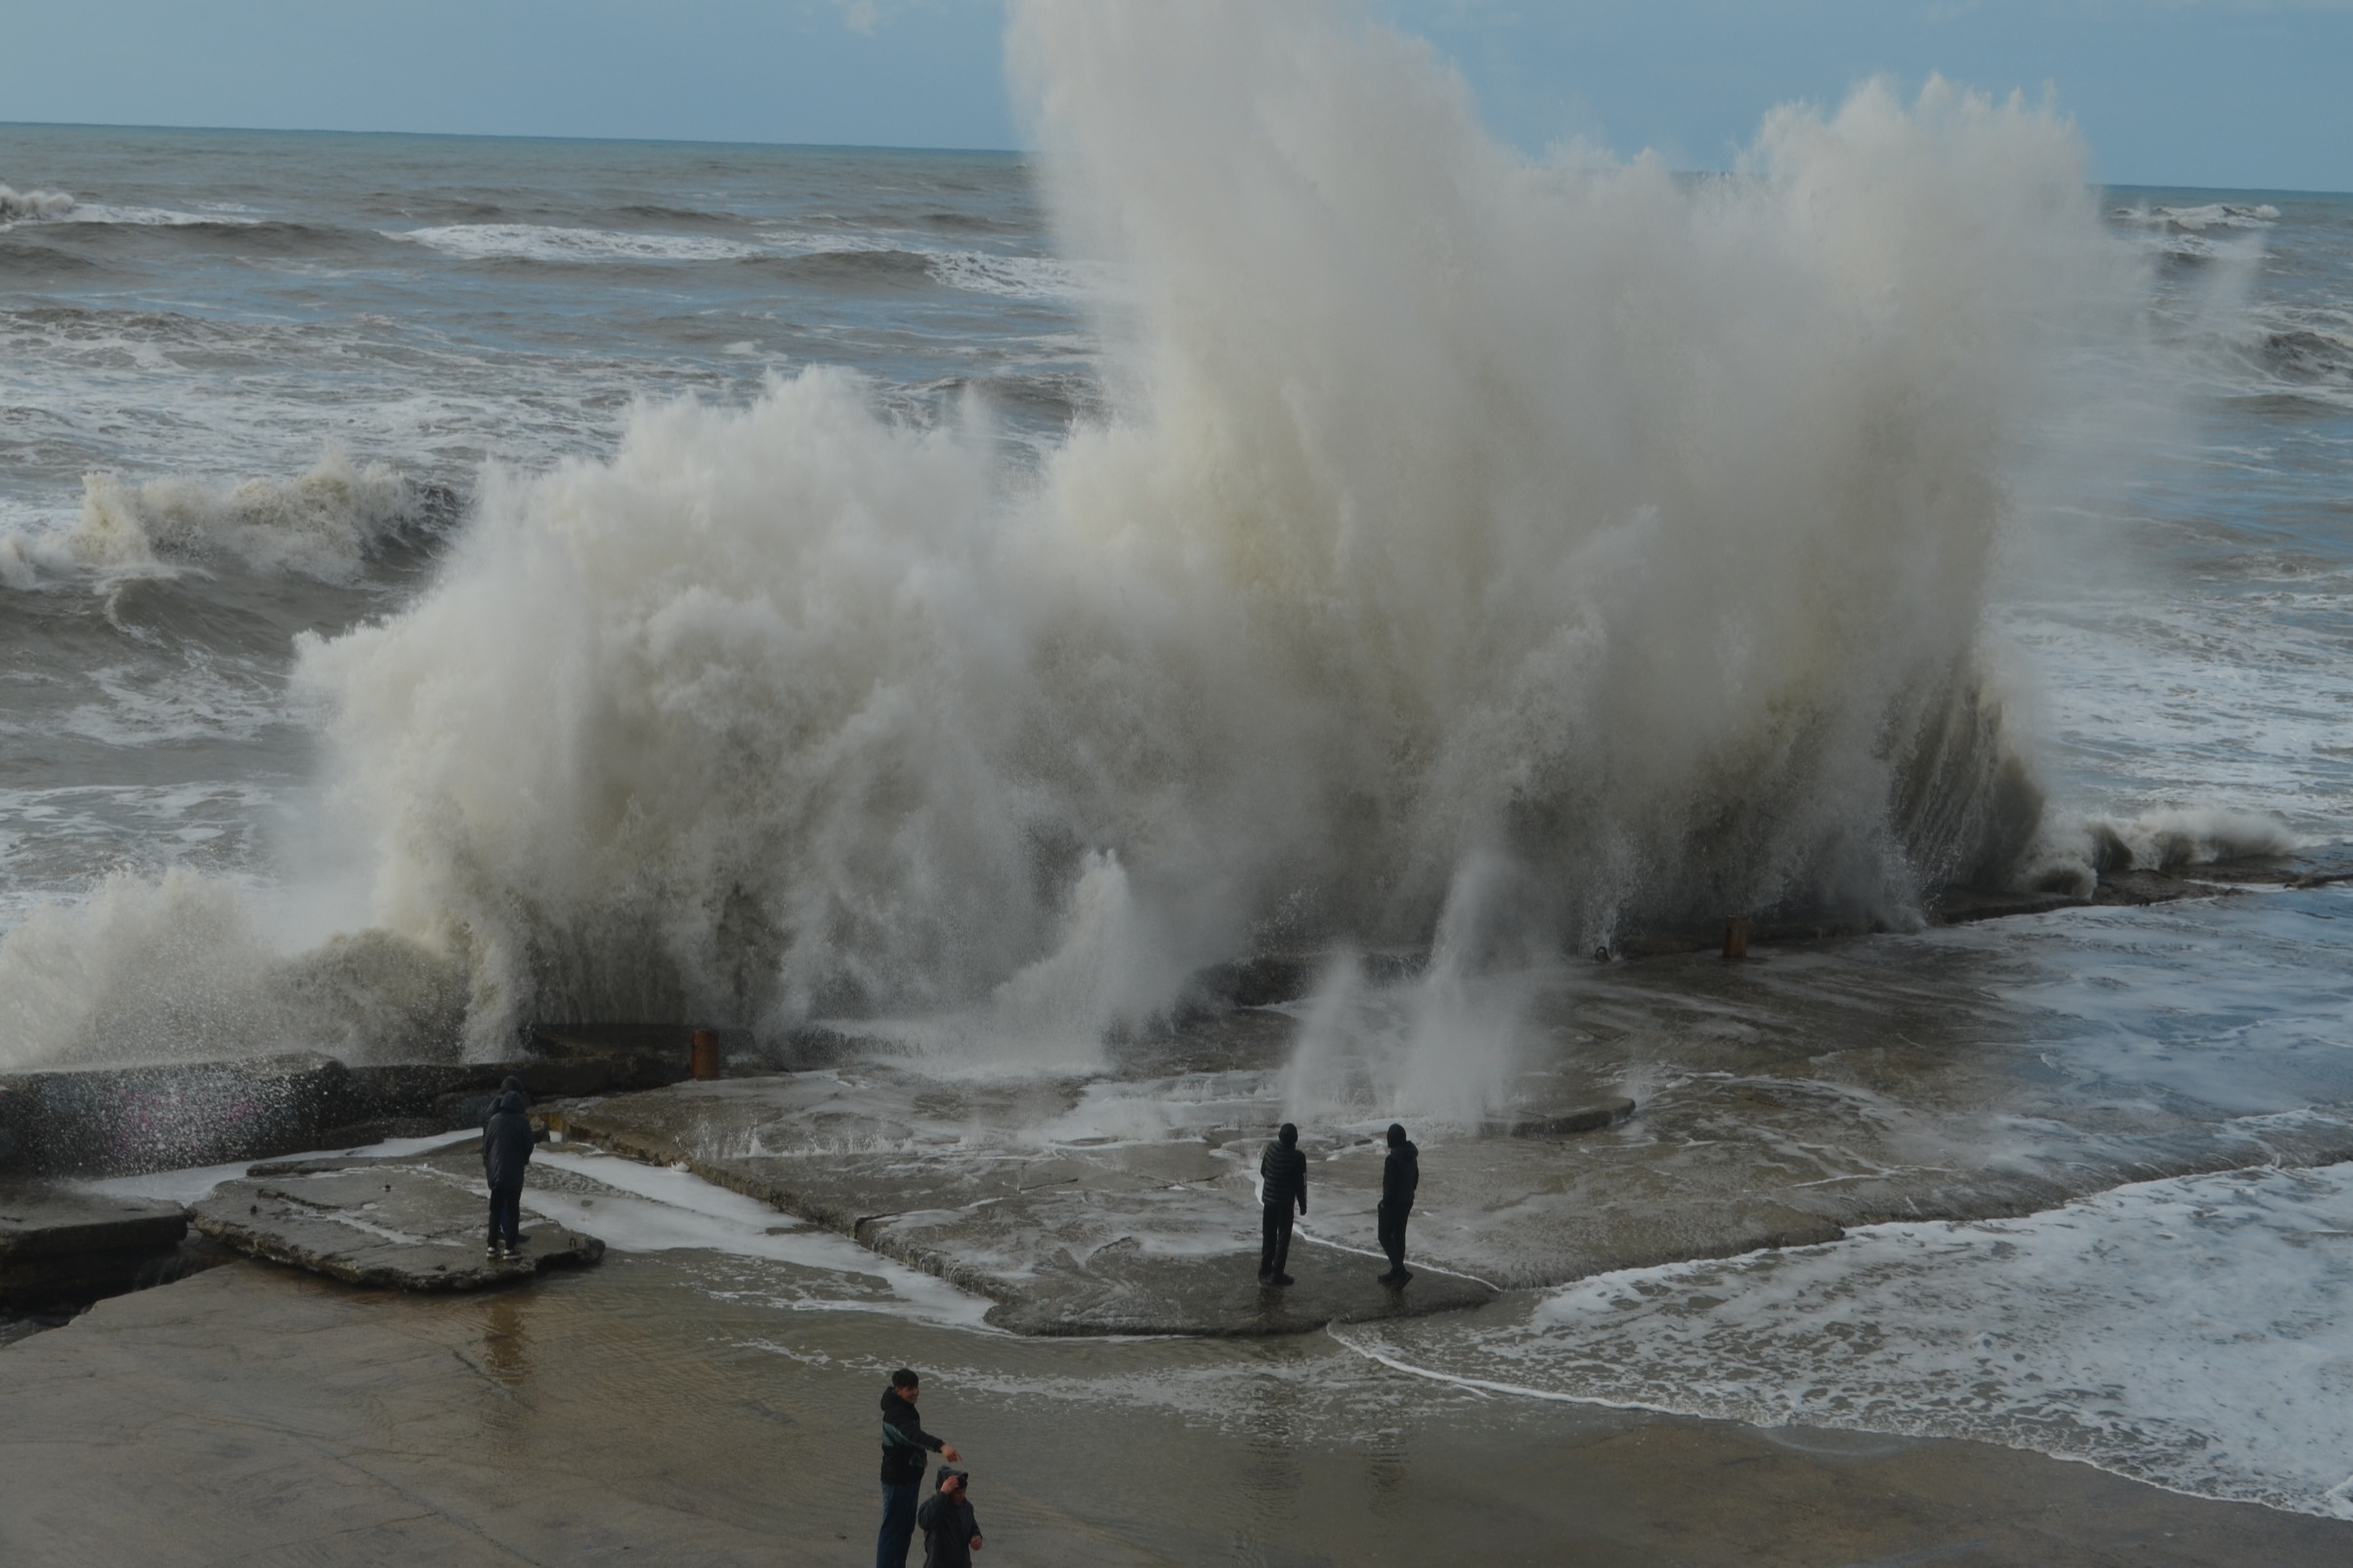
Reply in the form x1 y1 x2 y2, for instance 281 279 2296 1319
388 224 761 264
1339 1161 2353 1517
55 201 254 228
78 1137 997 1329
79 1131 475 1207
526 1149 999 1329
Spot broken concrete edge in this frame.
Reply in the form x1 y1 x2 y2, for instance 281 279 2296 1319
0 1189 200 1311
0 1194 188 1260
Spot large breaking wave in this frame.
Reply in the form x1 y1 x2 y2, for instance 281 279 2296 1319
0 0 2152 1065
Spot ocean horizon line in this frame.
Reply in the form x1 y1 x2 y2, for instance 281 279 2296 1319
6 118 2347 197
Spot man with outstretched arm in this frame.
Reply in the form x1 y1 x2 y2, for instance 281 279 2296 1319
1259 1122 1308 1286
1377 1121 1419 1285
878 1368 962 1568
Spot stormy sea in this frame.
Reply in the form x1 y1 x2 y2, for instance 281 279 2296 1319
5 1 2353 1537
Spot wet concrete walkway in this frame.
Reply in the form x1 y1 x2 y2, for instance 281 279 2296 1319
3 1254 2349 1565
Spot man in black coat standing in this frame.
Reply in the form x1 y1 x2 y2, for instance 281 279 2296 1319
481 1078 534 1261
877 1368 962 1568
1377 1122 1419 1286
1259 1123 1307 1286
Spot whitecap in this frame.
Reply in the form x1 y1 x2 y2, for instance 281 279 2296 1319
387 223 762 263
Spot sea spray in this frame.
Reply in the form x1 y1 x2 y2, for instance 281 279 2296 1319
0 868 464 1068
0 1 2154 1068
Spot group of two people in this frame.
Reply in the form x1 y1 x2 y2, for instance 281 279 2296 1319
878 1368 982 1568
1258 1120 1420 1287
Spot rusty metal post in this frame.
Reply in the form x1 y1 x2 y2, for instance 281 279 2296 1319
690 1029 720 1081
1722 914 1750 960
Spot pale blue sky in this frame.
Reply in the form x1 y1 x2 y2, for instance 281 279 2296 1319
2 0 2346 191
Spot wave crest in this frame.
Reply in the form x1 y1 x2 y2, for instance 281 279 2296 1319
0 451 445 589
0 183 74 222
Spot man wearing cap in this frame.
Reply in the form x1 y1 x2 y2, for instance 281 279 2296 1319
877 1368 961 1568
1259 1122 1308 1286
917 1465 983 1568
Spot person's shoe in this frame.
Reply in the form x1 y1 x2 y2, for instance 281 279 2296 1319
1271 1273 1297 1287
1258 1270 1273 1284
1391 1267 1413 1286
1376 1269 1399 1285
486 1245 503 1261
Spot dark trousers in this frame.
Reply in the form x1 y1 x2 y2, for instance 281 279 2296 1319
488 1185 522 1248
1378 1200 1410 1273
1260 1204 1296 1279
877 1478 920 1568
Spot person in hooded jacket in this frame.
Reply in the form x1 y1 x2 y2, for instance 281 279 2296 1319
1259 1123 1307 1285
481 1078 534 1260
1377 1122 1419 1285
877 1368 962 1568
916 1466 982 1568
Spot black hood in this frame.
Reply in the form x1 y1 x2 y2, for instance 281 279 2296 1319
882 1386 914 1415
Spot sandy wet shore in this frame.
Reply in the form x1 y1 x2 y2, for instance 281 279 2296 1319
4 1252 2349 1566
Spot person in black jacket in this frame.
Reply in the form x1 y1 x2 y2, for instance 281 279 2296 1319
916 1467 982 1568
877 1368 962 1568
1259 1123 1307 1286
1377 1122 1419 1285
481 1081 535 1260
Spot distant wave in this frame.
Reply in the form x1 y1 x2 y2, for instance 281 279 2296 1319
0 451 451 591
613 202 735 225
749 247 936 286
0 238 103 275
2113 201 2281 233
0 184 75 223
382 219 1081 294
61 218 367 259
2262 321 2353 383
2112 201 2282 264
51 201 262 229
925 249 1077 298
388 223 763 263
736 244 1075 299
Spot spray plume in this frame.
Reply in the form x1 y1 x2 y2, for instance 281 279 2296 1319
2 1 2143 1070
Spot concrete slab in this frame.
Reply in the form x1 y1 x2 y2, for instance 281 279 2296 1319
561 1072 1501 1335
0 1187 188 1306
190 1164 602 1291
